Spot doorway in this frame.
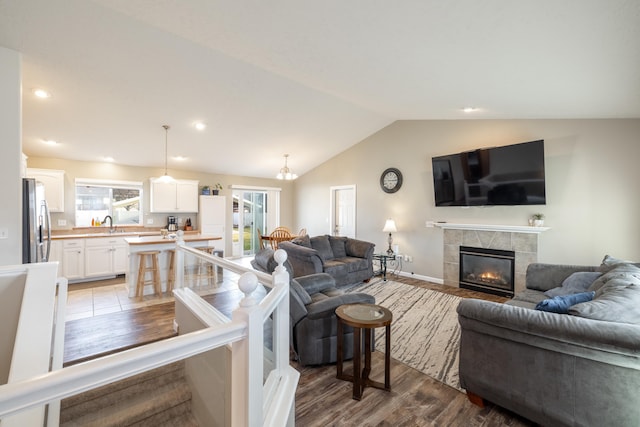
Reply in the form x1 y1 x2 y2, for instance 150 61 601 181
231 187 281 256
330 185 356 238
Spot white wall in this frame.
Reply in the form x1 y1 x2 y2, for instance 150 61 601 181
0 47 22 266
293 119 640 281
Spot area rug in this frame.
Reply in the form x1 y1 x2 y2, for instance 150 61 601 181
349 280 463 391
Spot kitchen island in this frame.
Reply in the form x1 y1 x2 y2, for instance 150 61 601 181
125 233 222 297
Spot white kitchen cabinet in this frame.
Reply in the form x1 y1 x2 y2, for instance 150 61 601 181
26 168 65 212
48 239 63 274
85 236 129 278
149 178 199 213
198 195 226 254
61 239 84 280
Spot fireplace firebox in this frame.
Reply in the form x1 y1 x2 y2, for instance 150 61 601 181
459 246 515 297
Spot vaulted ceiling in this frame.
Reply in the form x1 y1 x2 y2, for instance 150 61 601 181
1 0 639 178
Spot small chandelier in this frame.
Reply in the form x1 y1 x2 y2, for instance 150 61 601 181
158 125 174 183
276 154 298 180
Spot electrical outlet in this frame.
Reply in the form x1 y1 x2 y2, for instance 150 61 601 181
178 217 184 225
58 219 67 226
0 228 7 239
147 218 154 224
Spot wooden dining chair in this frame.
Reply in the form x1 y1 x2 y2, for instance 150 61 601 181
273 226 292 234
257 228 268 250
268 228 292 249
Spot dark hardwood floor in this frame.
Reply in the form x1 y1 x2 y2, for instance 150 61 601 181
63 272 533 426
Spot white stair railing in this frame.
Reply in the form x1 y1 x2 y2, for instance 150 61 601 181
0 248 298 427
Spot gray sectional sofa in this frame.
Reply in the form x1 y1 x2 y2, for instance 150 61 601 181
457 255 640 427
277 234 375 286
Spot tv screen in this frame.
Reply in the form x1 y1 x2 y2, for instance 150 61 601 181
432 140 546 206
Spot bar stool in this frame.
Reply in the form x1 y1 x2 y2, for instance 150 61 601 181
136 250 162 297
166 249 175 293
192 246 217 287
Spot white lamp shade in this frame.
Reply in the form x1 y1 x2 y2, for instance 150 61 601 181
382 219 397 233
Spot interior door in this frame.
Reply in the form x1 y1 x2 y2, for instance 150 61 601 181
331 185 356 238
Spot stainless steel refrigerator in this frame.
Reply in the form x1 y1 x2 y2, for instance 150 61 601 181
22 178 51 263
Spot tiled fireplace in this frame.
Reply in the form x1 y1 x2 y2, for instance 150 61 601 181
438 224 548 295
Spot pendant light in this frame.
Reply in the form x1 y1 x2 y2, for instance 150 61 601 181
158 124 174 183
276 154 298 180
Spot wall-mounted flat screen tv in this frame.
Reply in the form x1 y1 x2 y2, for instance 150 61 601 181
432 139 546 206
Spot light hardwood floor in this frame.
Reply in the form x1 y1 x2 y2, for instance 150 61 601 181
64 269 535 426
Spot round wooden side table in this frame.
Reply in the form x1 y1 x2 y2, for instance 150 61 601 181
336 303 393 400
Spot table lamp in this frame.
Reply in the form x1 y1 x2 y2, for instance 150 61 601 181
382 219 397 255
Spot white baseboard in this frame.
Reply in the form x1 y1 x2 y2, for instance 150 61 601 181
396 270 444 285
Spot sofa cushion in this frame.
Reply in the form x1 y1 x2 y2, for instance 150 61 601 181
588 263 640 293
509 289 547 306
310 235 334 261
328 235 348 258
335 257 369 273
535 291 595 314
570 279 640 325
544 271 602 297
322 259 349 279
291 234 312 248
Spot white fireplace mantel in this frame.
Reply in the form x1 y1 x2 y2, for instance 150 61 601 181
434 222 550 234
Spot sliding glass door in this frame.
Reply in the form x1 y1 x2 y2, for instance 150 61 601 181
232 187 281 257
232 190 266 256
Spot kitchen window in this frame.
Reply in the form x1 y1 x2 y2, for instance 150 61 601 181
75 179 143 227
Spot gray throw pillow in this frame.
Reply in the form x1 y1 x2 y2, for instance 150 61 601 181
291 234 312 248
310 235 334 261
569 280 640 325
598 254 640 273
544 271 602 297
588 263 640 293
328 235 348 258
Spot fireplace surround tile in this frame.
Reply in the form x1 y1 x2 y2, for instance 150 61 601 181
442 227 542 296
513 233 537 252
443 229 463 246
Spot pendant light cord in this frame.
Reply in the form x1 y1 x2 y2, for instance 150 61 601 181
163 125 170 176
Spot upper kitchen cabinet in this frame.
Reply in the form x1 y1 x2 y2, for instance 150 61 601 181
26 168 65 212
149 178 199 213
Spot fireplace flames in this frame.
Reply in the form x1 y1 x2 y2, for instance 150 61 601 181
466 270 508 286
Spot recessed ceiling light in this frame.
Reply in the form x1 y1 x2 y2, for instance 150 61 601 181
174 156 188 161
33 89 51 99
193 122 206 131
462 107 478 113
103 156 115 162
43 139 58 146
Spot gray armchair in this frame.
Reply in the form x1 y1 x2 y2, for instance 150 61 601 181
252 248 375 366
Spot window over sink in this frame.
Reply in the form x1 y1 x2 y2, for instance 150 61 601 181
75 179 143 227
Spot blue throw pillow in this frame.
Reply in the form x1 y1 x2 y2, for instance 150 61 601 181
535 291 595 314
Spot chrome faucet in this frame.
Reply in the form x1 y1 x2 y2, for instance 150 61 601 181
103 215 115 233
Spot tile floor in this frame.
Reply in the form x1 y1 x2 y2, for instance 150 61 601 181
65 256 254 321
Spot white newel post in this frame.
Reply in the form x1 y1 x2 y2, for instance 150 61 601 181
272 249 290 373
232 272 263 427
175 231 185 289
